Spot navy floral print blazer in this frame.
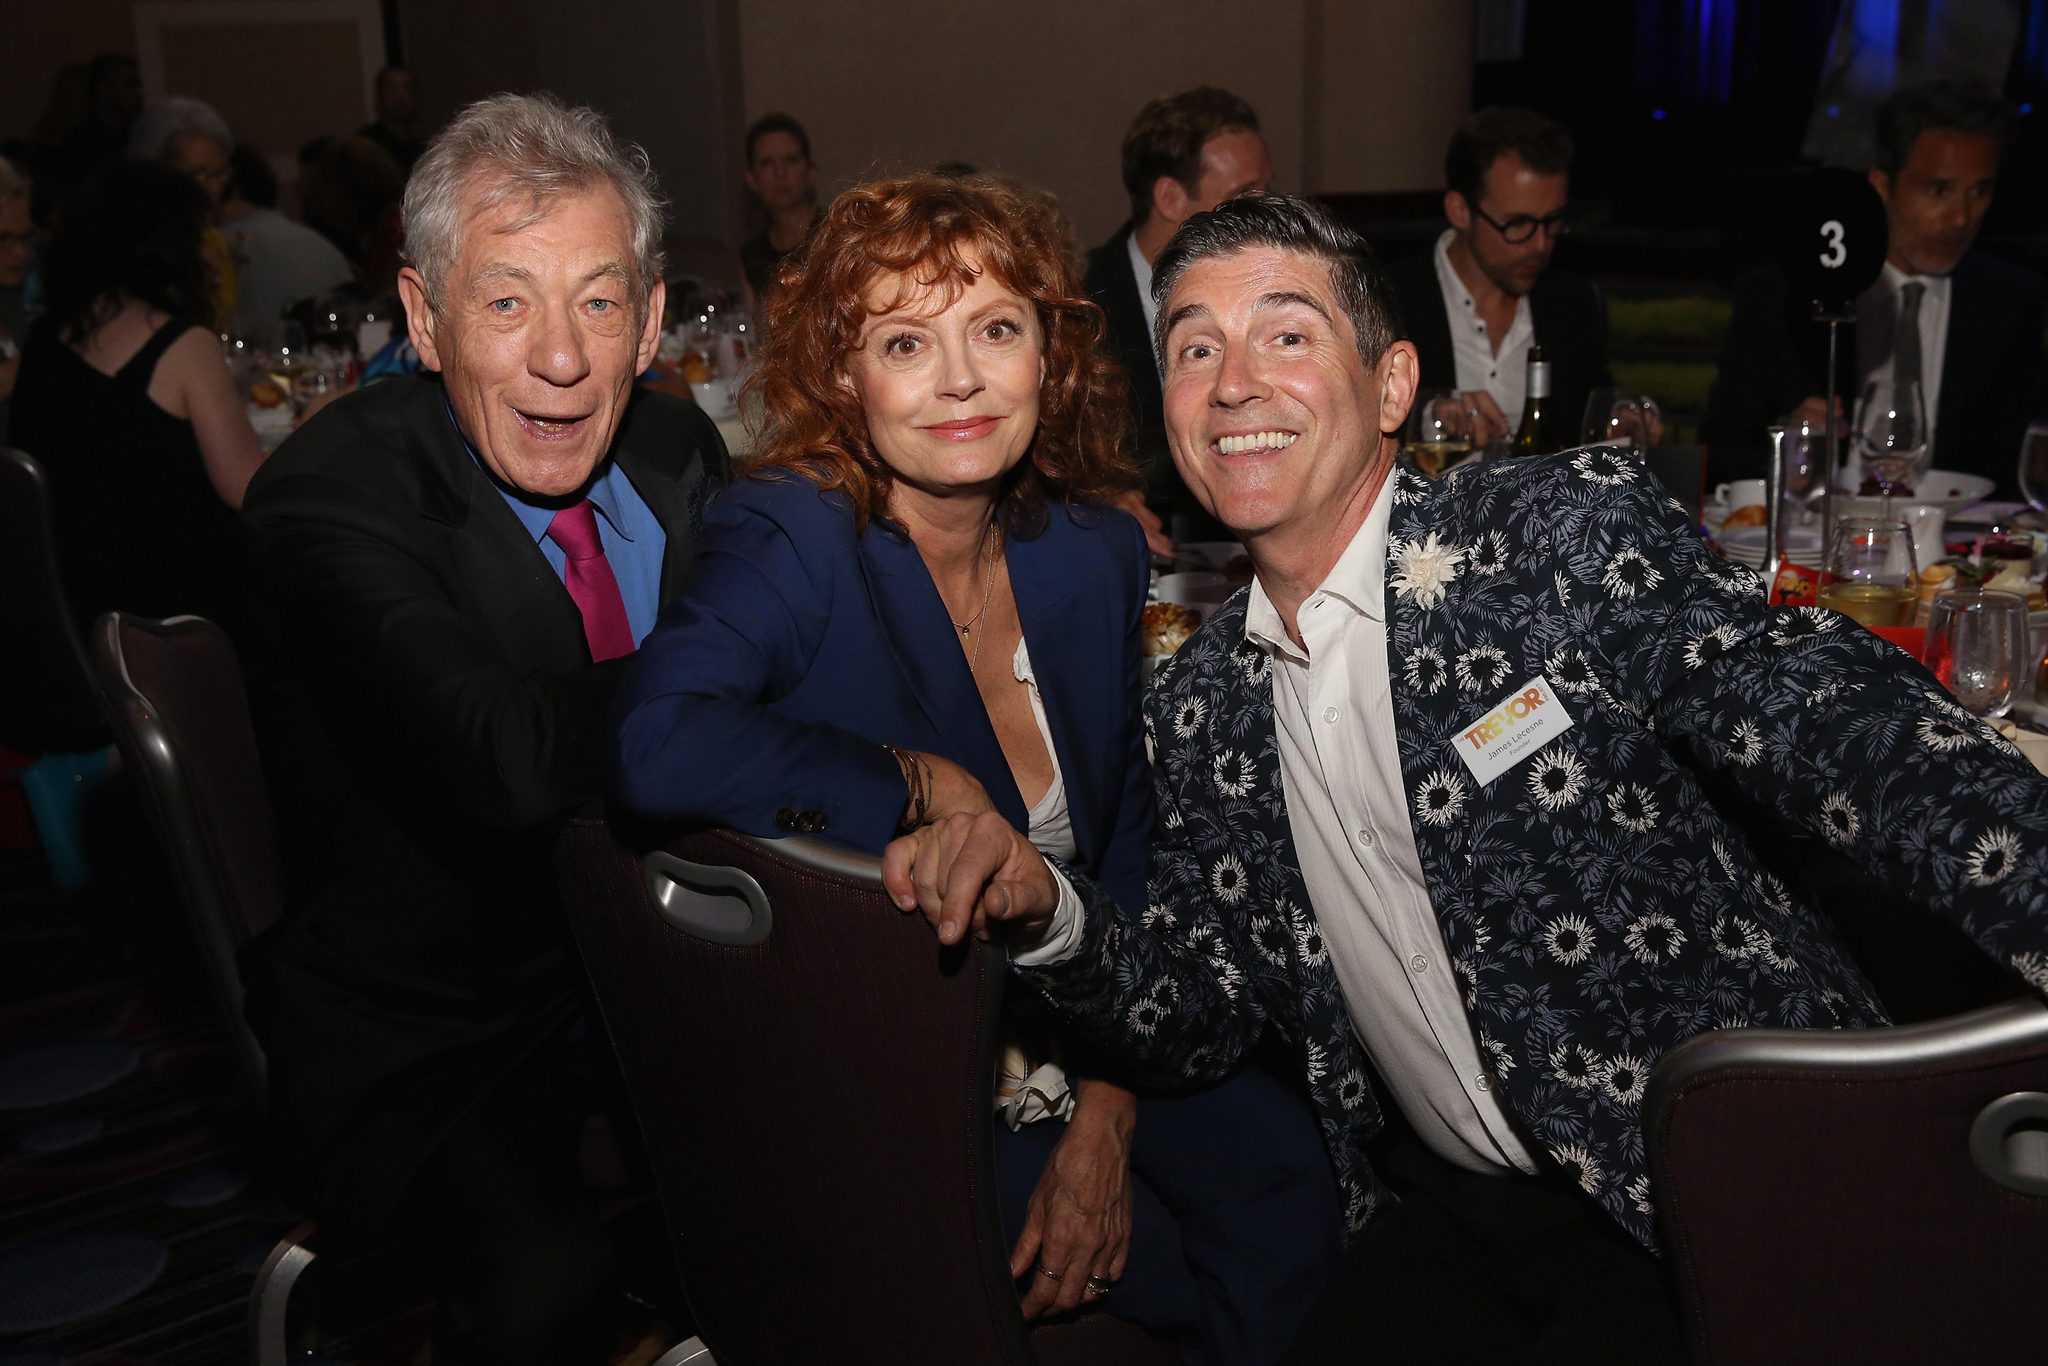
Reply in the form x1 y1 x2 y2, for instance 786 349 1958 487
1018 448 2048 1253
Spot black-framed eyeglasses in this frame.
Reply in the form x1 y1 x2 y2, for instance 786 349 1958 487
1472 206 1573 244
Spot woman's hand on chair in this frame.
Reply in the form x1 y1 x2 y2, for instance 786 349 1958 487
1009 1078 1136 1318
881 811 1059 946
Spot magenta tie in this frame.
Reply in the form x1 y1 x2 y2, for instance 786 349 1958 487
545 500 637 662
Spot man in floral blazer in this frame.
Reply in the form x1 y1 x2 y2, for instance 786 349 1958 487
885 195 2048 1364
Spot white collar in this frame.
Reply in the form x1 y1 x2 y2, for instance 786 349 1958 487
1244 469 1394 657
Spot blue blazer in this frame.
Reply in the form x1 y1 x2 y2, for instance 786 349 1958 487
608 471 1155 915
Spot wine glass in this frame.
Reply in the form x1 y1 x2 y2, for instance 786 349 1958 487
1780 411 1827 523
1925 589 2031 717
2017 421 2048 516
1818 516 1918 628
1853 379 1930 514
1579 389 1664 451
1405 390 1477 478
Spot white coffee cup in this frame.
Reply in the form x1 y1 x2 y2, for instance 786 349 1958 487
1713 478 1766 509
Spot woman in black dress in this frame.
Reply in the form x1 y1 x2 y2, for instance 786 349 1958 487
8 160 267 637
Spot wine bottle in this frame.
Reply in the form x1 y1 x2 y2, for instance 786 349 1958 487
1512 345 1553 457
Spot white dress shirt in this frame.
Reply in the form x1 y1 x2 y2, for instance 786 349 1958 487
1856 261 1951 442
1127 230 1161 368
1433 228 1536 430
1242 478 1538 1175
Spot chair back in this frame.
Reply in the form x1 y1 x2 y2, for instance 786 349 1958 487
1647 997 2048 1364
90 613 282 1096
556 819 1032 1366
0 448 105 753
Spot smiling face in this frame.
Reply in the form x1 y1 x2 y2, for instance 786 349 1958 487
845 262 1045 512
399 180 663 497
1160 245 1417 545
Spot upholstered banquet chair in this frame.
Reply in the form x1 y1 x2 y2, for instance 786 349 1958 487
1647 996 2048 1364
555 818 1178 1366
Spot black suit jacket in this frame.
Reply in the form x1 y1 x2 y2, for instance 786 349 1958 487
1084 222 1221 538
240 374 726 1229
1701 251 2048 493
1386 249 1612 451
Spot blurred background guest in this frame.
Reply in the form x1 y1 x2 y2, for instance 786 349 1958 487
358 64 426 174
0 158 30 432
6 160 265 641
219 142 352 336
1386 106 1610 454
738 111 822 302
29 53 143 212
128 95 239 330
1704 80 2047 494
297 133 407 295
1086 86 1270 547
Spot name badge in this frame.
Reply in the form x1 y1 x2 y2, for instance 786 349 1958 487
1453 675 1574 787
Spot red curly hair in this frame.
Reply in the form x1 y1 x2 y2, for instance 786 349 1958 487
740 173 1139 536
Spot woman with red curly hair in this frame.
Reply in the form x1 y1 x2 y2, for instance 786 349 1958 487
610 175 1343 1362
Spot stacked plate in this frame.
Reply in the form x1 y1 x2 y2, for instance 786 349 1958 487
1716 525 1821 571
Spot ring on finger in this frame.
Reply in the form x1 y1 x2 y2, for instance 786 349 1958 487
1084 1275 1111 1297
1036 1265 1062 1283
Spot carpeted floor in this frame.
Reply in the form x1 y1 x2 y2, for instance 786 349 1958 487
0 848 290 1366
0 836 680 1366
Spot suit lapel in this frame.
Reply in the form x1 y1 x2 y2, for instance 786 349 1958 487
611 390 708 606
409 382 591 667
1007 523 1100 862
1097 225 1163 420
854 524 1028 832
1381 468 1477 917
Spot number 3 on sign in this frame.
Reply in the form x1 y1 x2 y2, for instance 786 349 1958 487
1818 219 1847 269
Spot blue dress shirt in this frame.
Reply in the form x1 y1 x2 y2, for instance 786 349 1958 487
450 405 667 646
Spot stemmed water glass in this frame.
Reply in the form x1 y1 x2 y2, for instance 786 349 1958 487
1853 379 1930 515
1925 589 2031 718
1579 389 1664 451
2017 420 2048 517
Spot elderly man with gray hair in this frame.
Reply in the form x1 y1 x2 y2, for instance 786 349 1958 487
241 93 726 1364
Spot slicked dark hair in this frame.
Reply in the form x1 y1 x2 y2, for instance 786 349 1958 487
1120 86 1261 225
1874 79 2015 179
1150 193 1399 372
1445 106 1573 208
746 111 812 168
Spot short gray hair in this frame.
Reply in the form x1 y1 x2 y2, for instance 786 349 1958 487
403 92 666 316
128 96 232 162
1150 193 1399 370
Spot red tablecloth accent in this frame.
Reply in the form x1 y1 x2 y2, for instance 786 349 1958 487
1868 625 1927 659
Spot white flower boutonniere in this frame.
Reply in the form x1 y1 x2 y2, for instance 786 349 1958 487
1389 532 1464 610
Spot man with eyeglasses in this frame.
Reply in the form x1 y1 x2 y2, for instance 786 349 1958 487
1388 107 1611 453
